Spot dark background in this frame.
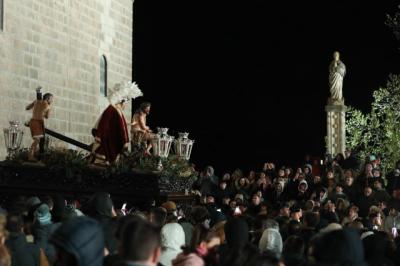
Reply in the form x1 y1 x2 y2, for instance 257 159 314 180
132 0 400 174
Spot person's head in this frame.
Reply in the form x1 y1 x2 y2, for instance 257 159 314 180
303 165 311 174
90 192 114 217
252 194 261 206
191 206 210 227
373 179 382 190
33 203 52 226
189 224 220 252
365 163 373 173
326 170 334 179
275 181 284 193
224 218 249 248
234 194 244 204
219 181 227 190
389 206 398 217
43 93 53 104
278 169 285 177
314 175 321 184
248 171 256 180
312 228 366 265
333 51 340 61
283 235 305 259
161 201 177 222
348 206 359 218
345 149 351 158
50 217 105 266
298 181 308 193
160 222 185 252
6 214 24 234
285 168 292 176
344 169 354 179
140 102 151 114
222 196 231 206
336 198 349 211
239 177 247 186
205 166 214 177
259 203 268 215
335 183 344 194
303 211 320 228
206 195 215 204
364 187 373 197
279 203 290 217
290 206 302 222
259 172 266 179
345 176 354 186
120 219 161 266
370 212 382 227
259 227 283 258
372 169 381 178
149 207 167 227
325 200 336 212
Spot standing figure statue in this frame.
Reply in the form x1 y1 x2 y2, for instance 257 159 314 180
25 89 53 161
91 81 142 164
329 51 346 102
131 102 154 155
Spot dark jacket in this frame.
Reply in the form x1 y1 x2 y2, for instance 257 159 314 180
50 217 105 266
89 192 118 254
6 233 41 266
33 222 59 264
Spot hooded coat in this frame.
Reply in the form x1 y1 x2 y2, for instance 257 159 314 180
50 217 105 266
258 228 283 258
89 192 118 253
6 233 41 266
160 223 186 266
312 228 367 266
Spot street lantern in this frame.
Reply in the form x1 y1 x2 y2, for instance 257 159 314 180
174 132 194 160
151 127 174 170
3 120 24 158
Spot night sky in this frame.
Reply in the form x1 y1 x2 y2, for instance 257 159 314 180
132 1 400 173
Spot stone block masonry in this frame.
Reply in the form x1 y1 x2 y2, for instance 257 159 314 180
0 0 134 158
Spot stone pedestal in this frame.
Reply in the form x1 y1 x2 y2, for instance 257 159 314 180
325 101 346 156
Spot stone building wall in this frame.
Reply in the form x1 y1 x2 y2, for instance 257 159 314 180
0 0 133 158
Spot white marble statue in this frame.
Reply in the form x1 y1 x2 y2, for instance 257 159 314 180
329 51 346 102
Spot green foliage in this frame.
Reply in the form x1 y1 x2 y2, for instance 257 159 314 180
346 74 400 173
8 144 198 179
43 148 89 178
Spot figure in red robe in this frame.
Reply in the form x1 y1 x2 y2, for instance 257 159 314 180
91 81 142 164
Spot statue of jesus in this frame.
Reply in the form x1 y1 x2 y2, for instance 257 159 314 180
329 51 346 102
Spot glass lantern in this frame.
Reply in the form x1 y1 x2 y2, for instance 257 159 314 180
3 120 24 158
174 132 194 160
151 127 174 170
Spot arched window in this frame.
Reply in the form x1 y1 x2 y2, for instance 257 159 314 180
0 0 4 31
100 55 107 96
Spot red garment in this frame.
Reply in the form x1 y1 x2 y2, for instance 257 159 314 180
95 105 129 163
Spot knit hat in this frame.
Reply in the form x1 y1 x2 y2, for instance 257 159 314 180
34 203 52 225
26 196 41 210
161 201 177 214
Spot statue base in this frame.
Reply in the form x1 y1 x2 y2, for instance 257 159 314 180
325 100 346 157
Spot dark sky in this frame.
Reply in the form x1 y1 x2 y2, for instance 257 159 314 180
132 0 400 173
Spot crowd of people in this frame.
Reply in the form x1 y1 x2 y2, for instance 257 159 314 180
1 150 400 265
